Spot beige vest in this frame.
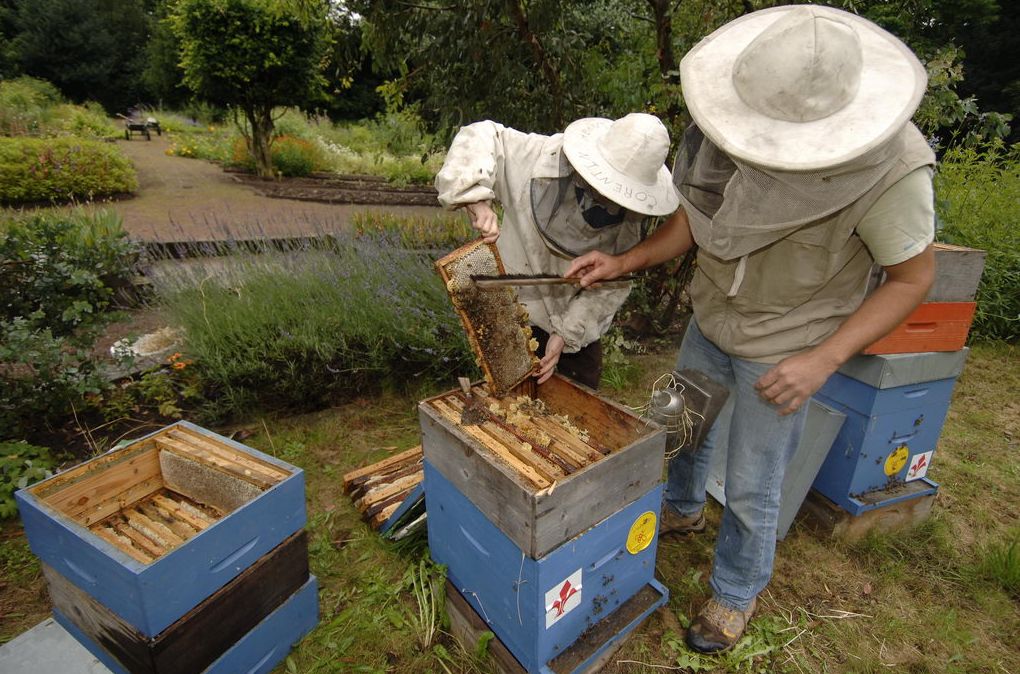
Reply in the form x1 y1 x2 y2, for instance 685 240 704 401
690 126 936 363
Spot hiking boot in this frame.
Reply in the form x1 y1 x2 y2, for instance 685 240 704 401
686 596 757 653
659 506 706 537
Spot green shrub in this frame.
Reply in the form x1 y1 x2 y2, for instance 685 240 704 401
0 77 118 140
0 209 138 335
935 143 1020 342
0 77 63 136
228 135 326 177
0 440 57 519
270 135 323 177
57 102 120 140
0 316 109 441
0 137 138 204
166 131 233 161
152 235 474 421
351 212 472 250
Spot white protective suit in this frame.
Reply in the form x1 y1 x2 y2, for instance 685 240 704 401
434 121 643 354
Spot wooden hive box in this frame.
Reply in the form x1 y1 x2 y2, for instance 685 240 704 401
930 242 986 302
16 421 306 637
419 374 666 559
862 301 976 355
45 531 312 674
54 575 319 674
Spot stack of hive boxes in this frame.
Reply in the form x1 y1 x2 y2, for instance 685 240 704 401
423 241 670 674
15 421 317 674
420 377 669 674
809 243 986 516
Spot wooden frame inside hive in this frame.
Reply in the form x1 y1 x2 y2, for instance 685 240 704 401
342 445 423 529
436 240 537 397
424 375 649 492
28 425 291 564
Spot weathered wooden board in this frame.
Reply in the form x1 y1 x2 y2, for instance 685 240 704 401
342 445 423 490
420 403 537 552
534 375 650 452
532 429 664 558
53 575 319 674
43 530 309 674
930 242 986 302
35 441 163 526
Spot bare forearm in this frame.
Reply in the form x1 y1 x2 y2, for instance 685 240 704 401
811 246 935 369
755 246 935 416
619 209 695 273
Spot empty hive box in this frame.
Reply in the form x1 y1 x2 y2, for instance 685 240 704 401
16 421 306 637
437 240 538 396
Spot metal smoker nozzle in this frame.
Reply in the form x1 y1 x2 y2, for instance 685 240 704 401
651 389 683 417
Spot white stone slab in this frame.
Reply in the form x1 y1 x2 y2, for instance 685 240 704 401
0 617 113 674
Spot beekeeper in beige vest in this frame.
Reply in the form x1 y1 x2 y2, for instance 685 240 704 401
567 5 936 652
435 113 679 388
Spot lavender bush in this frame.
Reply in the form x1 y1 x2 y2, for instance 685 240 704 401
150 232 475 420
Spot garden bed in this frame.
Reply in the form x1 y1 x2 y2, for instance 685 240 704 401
230 172 440 207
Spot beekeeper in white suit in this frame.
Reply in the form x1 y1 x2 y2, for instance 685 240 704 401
435 113 679 388
568 5 937 652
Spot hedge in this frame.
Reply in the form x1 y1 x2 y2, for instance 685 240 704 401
0 137 138 205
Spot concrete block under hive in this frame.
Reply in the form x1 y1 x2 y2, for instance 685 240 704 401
436 240 538 396
16 421 306 637
420 374 668 672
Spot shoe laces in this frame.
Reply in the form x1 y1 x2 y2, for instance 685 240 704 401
701 598 752 635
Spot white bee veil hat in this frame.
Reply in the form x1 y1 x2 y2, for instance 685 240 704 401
679 4 928 171
561 113 680 216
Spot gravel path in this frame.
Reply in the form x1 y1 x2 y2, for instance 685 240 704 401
112 135 444 242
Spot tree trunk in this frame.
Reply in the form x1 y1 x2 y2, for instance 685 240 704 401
506 0 564 129
648 0 682 122
246 106 275 178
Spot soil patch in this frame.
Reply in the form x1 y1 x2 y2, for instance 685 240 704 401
232 172 440 207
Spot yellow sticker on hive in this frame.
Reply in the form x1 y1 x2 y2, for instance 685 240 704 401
626 511 657 554
885 445 909 476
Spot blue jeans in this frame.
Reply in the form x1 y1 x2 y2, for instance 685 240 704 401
665 319 809 611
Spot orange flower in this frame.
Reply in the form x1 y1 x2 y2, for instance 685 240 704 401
172 361 187 370
168 352 182 362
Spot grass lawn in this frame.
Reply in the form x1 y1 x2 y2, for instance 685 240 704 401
1 343 1017 673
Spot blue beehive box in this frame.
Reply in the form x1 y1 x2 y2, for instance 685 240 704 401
53 575 319 674
427 465 667 674
16 421 306 637
420 375 669 673
811 350 968 515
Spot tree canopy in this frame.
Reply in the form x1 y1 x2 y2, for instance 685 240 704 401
171 0 329 175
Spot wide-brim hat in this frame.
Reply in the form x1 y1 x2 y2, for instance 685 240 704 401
680 5 927 172
562 113 680 216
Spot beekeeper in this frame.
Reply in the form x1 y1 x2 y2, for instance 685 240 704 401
434 113 679 389
567 5 937 652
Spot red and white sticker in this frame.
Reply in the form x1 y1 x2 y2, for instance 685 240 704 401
906 451 934 481
545 569 582 628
